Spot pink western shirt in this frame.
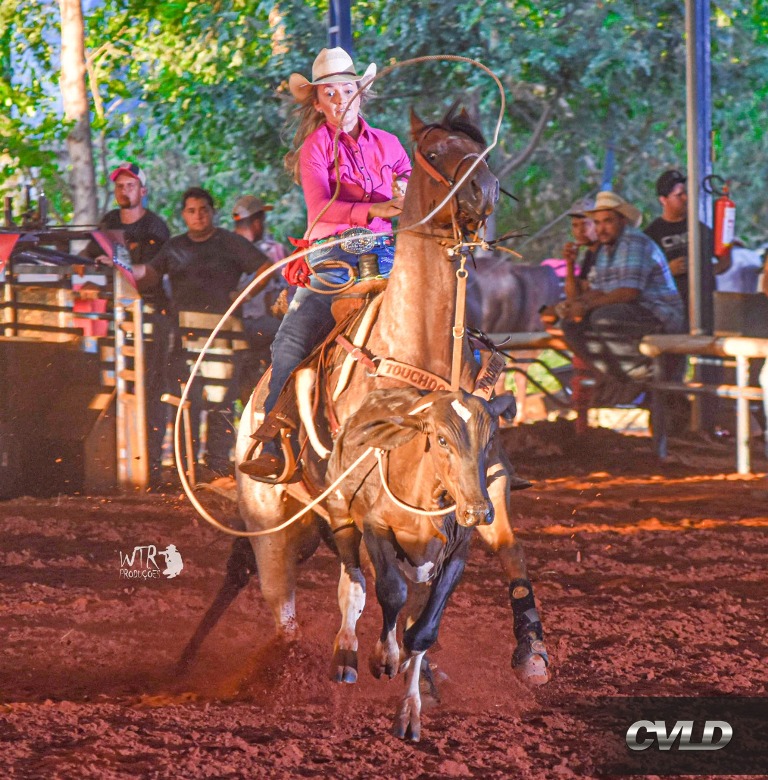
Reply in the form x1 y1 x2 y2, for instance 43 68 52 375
299 118 412 243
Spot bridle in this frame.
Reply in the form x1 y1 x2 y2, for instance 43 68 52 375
412 126 486 192
405 125 497 256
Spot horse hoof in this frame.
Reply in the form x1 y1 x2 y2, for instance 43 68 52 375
419 658 446 702
513 638 550 686
515 655 549 686
334 665 358 684
369 656 398 680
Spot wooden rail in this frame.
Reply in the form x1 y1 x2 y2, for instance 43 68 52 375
640 334 766 474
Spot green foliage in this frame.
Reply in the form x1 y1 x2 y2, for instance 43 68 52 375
2 0 768 251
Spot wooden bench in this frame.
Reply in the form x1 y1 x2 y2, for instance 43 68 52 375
640 334 768 474
487 330 767 474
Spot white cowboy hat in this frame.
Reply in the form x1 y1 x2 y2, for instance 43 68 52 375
288 47 377 102
584 190 642 228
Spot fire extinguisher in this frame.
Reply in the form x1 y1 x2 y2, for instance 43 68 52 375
714 181 736 260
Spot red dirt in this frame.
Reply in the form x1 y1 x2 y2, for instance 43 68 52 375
1 420 767 779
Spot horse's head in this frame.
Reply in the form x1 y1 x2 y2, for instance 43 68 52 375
404 106 499 233
345 389 515 528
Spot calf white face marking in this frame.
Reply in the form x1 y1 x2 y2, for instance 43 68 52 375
451 399 472 422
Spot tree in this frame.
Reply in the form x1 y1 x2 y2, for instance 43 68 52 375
3 0 768 254
59 0 98 224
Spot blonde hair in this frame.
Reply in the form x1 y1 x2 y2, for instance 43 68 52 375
283 83 372 185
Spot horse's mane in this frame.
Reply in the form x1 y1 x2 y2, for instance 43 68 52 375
414 102 487 146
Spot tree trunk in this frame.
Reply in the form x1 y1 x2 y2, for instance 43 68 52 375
59 0 98 225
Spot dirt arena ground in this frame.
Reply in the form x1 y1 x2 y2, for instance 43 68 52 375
1 420 767 779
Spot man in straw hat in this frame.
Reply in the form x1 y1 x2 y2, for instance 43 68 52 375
555 190 684 398
239 47 411 480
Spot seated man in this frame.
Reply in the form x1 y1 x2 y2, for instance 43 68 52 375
556 191 685 402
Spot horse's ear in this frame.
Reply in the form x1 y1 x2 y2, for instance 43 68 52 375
410 108 426 141
456 107 472 124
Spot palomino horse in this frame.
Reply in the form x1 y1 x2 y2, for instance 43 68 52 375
228 105 548 692
326 387 515 741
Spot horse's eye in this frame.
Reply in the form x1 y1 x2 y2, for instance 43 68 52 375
437 435 448 448
427 152 438 162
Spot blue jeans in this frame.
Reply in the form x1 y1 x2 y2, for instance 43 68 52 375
264 287 336 414
264 238 395 416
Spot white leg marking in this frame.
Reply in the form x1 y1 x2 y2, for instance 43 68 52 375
394 650 427 741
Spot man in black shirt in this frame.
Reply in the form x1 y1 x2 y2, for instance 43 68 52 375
86 161 172 489
93 162 170 271
645 169 733 432
644 169 731 328
131 187 271 479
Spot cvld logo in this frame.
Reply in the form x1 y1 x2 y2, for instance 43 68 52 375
626 720 733 751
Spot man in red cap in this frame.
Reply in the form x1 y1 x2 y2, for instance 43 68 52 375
91 162 170 267
84 162 171 489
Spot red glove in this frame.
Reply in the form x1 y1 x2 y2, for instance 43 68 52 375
282 255 312 287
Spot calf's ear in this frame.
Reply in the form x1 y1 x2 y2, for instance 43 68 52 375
487 394 516 422
346 415 424 451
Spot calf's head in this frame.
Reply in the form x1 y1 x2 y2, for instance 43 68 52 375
348 390 515 528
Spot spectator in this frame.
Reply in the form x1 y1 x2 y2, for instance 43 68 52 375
126 187 271 480
541 196 599 324
84 161 171 489
563 196 600 300
231 195 288 397
644 168 731 327
557 191 684 401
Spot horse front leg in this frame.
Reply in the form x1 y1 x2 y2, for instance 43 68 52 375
363 525 408 680
476 450 550 685
330 523 365 684
238 479 310 640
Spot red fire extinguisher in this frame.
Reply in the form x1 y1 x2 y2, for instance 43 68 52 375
713 181 736 260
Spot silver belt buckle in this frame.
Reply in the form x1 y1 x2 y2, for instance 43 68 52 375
339 227 376 255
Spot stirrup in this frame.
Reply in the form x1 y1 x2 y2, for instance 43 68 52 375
238 431 297 484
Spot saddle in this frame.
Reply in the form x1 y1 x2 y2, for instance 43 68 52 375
241 290 386 486
241 289 517 489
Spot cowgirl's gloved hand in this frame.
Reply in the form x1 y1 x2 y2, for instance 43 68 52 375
282 255 312 287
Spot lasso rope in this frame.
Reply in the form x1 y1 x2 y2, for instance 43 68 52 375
375 450 457 517
173 55 507 535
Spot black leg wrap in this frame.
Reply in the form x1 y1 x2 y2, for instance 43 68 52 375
509 578 549 668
